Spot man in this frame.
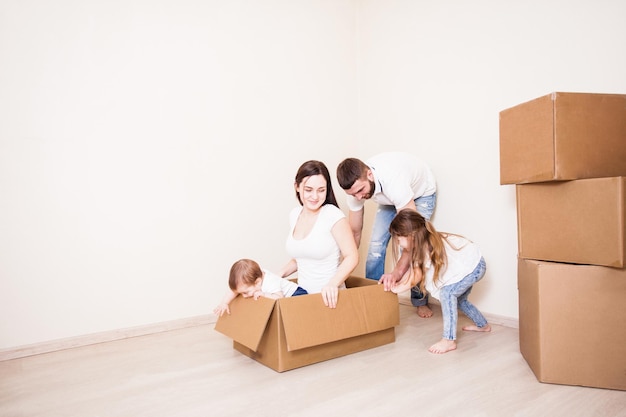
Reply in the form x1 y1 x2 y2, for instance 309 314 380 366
336 152 437 317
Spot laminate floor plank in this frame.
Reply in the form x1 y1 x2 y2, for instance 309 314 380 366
1 304 624 417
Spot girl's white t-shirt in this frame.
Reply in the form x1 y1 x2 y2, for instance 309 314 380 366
423 234 482 300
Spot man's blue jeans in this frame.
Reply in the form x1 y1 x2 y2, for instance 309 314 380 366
365 193 436 307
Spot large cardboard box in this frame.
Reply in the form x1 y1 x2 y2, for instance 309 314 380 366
518 258 626 391
214 276 399 372
516 176 626 268
499 92 626 185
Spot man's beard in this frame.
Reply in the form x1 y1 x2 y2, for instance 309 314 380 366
364 180 376 199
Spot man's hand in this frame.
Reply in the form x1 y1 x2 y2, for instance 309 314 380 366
379 272 400 292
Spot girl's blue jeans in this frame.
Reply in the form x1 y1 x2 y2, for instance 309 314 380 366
439 257 488 340
365 193 436 307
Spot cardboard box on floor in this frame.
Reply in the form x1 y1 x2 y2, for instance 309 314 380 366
214 276 399 372
518 258 626 391
499 92 626 185
516 176 626 268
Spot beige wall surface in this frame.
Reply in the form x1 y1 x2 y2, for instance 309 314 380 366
1 0 625 349
353 0 626 319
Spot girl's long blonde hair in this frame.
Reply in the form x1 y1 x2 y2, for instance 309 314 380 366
389 209 451 293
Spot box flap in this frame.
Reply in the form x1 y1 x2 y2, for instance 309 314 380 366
214 296 276 351
277 283 399 351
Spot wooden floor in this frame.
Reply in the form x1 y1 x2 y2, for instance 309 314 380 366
1 302 624 417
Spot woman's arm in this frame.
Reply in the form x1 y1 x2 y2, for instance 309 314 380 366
278 259 298 278
321 217 359 308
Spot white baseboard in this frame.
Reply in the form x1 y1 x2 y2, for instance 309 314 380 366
0 314 217 362
1 298 517 362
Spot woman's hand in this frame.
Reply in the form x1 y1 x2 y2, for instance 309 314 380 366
321 285 339 308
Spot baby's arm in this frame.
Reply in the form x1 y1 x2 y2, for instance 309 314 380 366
213 289 238 316
253 290 285 300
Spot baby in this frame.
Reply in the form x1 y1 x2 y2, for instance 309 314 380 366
213 258 308 316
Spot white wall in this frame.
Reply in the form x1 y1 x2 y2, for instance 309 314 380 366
354 0 626 319
1 0 625 350
0 0 358 349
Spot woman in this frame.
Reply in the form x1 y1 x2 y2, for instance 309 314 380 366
279 160 359 308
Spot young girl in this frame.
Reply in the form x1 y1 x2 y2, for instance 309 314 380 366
388 209 490 354
213 258 307 317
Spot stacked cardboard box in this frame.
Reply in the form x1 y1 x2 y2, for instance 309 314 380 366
499 92 626 391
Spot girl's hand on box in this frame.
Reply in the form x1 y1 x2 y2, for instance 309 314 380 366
391 277 412 294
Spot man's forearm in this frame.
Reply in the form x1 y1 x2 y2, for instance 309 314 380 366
392 250 411 281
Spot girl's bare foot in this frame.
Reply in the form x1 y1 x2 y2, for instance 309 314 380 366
428 339 457 354
462 324 491 332
416 305 433 318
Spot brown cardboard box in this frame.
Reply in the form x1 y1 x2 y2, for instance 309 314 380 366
518 258 626 391
214 276 399 372
516 177 626 268
499 92 626 185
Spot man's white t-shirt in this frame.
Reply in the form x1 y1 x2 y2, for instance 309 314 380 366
346 152 437 211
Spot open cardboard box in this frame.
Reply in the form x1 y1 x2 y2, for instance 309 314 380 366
516 176 626 268
215 276 400 372
518 258 626 391
499 92 626 185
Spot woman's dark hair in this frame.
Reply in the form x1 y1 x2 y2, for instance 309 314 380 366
294 160 339 208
